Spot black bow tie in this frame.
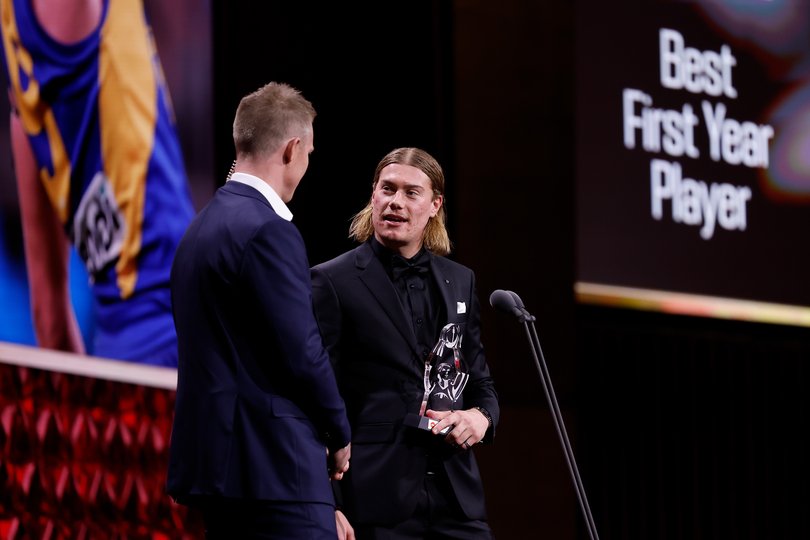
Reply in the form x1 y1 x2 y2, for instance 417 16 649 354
391 254 430 281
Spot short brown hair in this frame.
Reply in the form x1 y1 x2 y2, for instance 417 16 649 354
232 82 316 158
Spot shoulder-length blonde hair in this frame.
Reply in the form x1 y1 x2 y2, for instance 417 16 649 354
349 147 451 256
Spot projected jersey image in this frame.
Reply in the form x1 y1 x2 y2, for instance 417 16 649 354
575 1 810 326
0 0 212 364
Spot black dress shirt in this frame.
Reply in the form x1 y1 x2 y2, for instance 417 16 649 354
370 237 445 359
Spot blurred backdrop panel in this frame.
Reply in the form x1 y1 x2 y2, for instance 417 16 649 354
0 0 214 354
576 0 810 327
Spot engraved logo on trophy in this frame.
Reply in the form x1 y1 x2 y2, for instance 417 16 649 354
406 322 469 433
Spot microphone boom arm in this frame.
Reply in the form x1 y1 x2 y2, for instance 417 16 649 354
490 289 600 540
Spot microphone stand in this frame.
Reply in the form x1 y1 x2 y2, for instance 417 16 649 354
512 304 600 540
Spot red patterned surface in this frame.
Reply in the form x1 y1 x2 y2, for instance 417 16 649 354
0 363 204 539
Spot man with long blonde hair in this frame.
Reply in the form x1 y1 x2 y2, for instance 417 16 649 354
312 147 499 538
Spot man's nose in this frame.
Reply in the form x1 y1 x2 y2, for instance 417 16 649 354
389 191 404 207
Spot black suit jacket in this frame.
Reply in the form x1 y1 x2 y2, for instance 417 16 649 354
311 241 499 525
167 181 351 505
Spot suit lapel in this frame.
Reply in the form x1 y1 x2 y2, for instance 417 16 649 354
355 243 421 356
430 255 459 325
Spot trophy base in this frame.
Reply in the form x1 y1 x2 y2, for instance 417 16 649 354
404 413 452 435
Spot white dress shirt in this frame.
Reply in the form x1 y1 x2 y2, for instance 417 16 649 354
228 172 293 222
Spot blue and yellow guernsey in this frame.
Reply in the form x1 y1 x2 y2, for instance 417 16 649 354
0 0 195 365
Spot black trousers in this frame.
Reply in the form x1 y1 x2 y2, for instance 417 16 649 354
190 496 337 540
354 472 493 540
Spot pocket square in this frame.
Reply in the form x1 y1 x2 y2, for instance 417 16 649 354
457 301 466 314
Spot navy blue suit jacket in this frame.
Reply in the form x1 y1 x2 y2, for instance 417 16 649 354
167 181 351 505
311 241 499 525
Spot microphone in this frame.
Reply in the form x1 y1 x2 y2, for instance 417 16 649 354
488 287 600 540
508 290 525 309
489 289 523 318
489 289 535 321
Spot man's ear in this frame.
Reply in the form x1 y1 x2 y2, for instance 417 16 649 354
431 194 443 217
282 137 299 165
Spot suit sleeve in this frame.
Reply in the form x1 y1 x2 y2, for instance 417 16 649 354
311 263 348 506
243 220 350 451
462 271 500 442
310 265 343 369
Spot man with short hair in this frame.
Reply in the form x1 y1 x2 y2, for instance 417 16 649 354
168 81 351 539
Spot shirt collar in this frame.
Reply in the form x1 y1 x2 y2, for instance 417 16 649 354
228 172 293 221
369 237 430 278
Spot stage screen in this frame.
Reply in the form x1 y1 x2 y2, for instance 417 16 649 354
575 1 810 327
0 0 213 356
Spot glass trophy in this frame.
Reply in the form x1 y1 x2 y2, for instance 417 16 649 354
405 322 469 434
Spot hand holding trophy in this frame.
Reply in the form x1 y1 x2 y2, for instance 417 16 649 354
406 322 469 434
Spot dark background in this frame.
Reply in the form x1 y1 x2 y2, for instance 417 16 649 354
213 2 810 539
0 1 806 538
214 0 810 539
